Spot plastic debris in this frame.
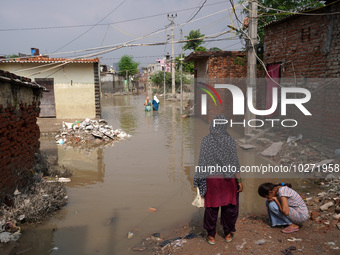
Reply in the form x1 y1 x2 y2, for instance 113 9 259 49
0 232 21 243
236 239 247 250
287 134 303 143
128 232 134 239
44 177 71 183
255 239 266 245
287 237 302 242
281 246 297 255
148 207 157 212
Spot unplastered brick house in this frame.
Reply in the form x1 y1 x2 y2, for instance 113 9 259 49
0 52 101 119
260 1 340 148
0 70 45 202
184 51 248 124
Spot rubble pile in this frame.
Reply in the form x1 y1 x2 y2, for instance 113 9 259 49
0 153 69 243
55 118 131 149
130 231 202 254
305 176 340 230
242 128 338 170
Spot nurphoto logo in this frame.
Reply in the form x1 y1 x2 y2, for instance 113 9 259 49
200 83 312 128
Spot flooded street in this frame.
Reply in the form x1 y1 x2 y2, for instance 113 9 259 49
13 93 314 255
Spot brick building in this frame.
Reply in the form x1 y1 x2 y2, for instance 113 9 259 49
0 70 45 202
184 51 247 124
260 1 340 148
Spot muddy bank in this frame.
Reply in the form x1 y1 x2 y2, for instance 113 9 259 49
128 128 340 254
129 176 340 255
0 153 70 246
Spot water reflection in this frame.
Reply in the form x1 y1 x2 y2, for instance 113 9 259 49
6 93 314 255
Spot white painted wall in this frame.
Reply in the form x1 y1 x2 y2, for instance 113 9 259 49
0 62 97 119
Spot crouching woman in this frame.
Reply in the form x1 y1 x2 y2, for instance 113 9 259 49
258 183 309 233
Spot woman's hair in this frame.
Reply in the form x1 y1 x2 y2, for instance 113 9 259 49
258 182 292 197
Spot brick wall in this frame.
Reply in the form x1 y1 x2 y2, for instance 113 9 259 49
0 71 43 203
262 3 340 149
193 51 248 124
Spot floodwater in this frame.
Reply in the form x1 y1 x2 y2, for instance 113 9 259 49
3 93 315 255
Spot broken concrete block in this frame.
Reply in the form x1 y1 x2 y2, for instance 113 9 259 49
320 202 334 211
261 142 283 157
239 144 256 150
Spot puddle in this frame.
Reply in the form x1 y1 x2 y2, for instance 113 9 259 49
2 93 316 255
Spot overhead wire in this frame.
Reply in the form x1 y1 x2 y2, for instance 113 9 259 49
22 6 235 59
0 1 228 32
8 4 244 76
52 0 128 53
186 0 207 23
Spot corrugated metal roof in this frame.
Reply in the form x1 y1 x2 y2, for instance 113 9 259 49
0 56 99 64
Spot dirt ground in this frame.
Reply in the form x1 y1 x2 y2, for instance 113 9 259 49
149 214 340 255
34 118 340 255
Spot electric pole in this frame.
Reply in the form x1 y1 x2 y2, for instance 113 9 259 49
246 0 258 135
168 13 177 96
180 29 183 114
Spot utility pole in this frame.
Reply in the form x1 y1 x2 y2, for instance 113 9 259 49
126 70 129 93
168 13 177 96
246 0 258 135
180 29 183 114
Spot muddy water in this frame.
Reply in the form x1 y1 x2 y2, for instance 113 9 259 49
8 94 314 255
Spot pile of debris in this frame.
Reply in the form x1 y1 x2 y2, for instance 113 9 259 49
55 118 131 149
130 231 203 254
0 153 70 243
239 128 339 175
305 176 340 231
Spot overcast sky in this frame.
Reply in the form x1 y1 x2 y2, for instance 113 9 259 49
0 0 245 68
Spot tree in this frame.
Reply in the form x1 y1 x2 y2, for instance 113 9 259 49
175 54 194 74
183 29 205 52
209 47 222 51
118 55 139 76
150 71 189 91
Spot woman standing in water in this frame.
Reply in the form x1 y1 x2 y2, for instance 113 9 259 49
194 115 243 245
258 182 309 233
152 95 160 111
144 96 152 111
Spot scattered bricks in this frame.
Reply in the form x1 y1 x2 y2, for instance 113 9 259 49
311 211 320 221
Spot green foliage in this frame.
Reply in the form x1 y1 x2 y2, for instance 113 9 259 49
256 0 323 28
233 56 246 66
175 54 194 74
183 29 205 52
118 55 139 76
183 61 194 74
195 46 207 52
209 47 222 51
150 71 190 91
8 54 19 59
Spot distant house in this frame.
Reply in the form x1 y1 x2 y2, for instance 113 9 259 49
0 54 101 119
184 51 247 124
260 1 340 148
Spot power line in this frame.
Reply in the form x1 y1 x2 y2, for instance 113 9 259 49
0 1 227 32
187 0 207 23
52 0 128 53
